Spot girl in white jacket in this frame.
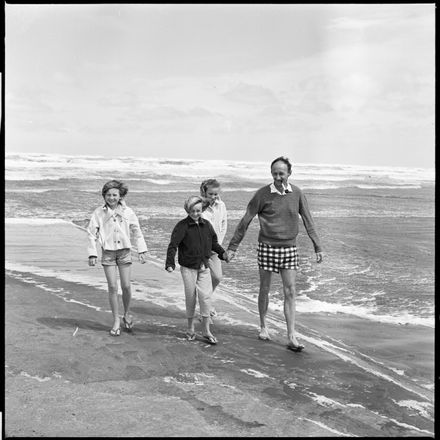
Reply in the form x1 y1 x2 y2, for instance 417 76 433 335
200 179 228 318
87 180 147 336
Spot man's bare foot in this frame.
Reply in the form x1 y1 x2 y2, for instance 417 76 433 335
287 337 304 351
258 327 271 340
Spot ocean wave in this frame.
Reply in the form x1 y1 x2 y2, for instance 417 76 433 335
5 262 108 292
4 179 428 192
353 184 422 190
5 152 435 186
240 369 271 379
313 210 434 218
293 296 434 328
5 218 78 226
367 410 433 436
301 418 353 437
392 400 433 420
144 178 173 185
216 274 434 330
265 293 433 327
6 189 56 193
306 392 345 408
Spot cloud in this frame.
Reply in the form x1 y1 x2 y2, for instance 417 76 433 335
98 92 139 109
187 107 221 118
53 71 77 86
133 105 220 122
256 105 287 117
6 88 55 113
8 116 72 134
5 4 434 167
222 82 280 106
327 16 391 31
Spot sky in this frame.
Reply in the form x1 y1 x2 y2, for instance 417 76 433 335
5 3 435 168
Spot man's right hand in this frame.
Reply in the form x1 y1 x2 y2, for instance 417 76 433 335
88 257 97 266
227 250 236 261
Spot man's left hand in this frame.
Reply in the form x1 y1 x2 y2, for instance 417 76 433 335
316 252 323 263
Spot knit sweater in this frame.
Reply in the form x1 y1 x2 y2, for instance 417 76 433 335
228 184 322 253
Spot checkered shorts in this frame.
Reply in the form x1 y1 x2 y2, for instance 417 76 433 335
257 242 299 272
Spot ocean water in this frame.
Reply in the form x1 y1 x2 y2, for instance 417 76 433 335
5 153 435 328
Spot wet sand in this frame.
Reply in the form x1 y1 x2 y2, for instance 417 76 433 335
4 222 434 437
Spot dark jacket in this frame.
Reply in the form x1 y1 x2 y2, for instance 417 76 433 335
166 216 225 270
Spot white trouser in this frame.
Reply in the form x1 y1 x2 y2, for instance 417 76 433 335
180 265 213 318
206 253 222 292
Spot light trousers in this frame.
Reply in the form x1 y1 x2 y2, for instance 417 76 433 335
206 253 223 291
180 265 213 318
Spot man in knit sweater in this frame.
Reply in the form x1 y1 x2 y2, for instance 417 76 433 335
227 156 323 352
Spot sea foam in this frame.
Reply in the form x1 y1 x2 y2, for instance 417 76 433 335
5 218 76 226
5 152 435 187
293 296 434 328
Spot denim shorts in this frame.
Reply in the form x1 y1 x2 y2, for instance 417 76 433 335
101 248 132 266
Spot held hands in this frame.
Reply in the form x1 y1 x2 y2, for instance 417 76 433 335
221 250 236 263
88 257 97 266
226 250 236 262
222 251 235 263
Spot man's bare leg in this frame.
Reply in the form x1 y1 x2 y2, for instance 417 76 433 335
280 268 303 349
258 268 272 340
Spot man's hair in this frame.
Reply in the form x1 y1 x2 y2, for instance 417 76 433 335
270 156 293 173
101 180 128 198
200 178 221 196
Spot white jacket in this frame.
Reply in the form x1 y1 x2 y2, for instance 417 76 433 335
201 198 227 245
87 202 147 257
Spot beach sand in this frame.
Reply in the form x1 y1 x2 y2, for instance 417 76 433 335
4 222 434 437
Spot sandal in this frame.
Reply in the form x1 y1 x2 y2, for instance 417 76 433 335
122 316 133 332
109 327 121 337
202 335 217 345
185 332 196 341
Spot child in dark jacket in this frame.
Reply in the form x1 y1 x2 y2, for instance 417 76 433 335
166 195 228 344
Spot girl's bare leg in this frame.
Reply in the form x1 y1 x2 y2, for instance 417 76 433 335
103 265 120 331
118 263 133 324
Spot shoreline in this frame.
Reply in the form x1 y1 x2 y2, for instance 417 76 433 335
5 222 434 437
5 270 434 437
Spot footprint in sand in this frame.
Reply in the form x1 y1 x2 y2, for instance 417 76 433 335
122 351 143 362
124 365 148 380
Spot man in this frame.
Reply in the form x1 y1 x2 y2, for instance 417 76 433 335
226 156 323 352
